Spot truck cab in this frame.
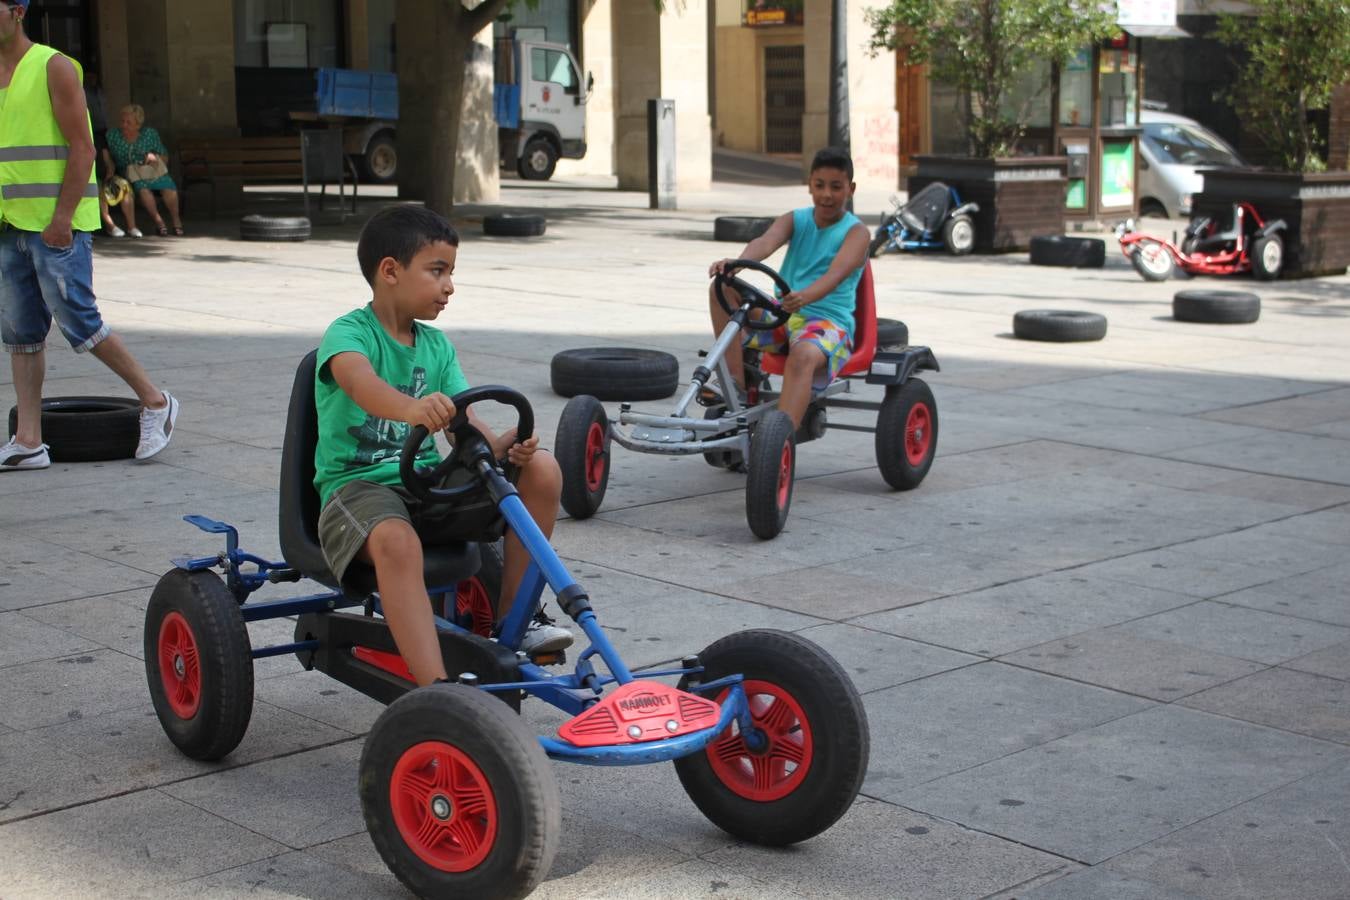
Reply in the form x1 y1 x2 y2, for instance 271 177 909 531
494 36 590 180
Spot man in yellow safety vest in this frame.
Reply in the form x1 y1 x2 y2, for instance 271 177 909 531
0 0 180 470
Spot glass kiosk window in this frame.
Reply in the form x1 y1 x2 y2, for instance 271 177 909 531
1098 44 1137 127
1059 48 1092 127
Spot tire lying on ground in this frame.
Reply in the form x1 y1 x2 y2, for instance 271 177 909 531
1172 289 1260 324
1012 309 1108 342
550 348 681 401
876 318 909 349
714 216 775 243
239 214 311 242
1028 235 1106 268
483 213 546 237
8 396 139 461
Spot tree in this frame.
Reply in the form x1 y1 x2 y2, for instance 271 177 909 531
1217 0 1350 173
866 0 1118 158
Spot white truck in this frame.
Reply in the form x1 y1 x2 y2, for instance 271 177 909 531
493 33 591 180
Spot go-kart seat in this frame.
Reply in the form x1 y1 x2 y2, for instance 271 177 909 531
1188 204 1243 253
759 262 878 380
278 350 480 595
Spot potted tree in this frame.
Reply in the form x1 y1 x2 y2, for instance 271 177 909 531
1193 0 1350 277
867 0 1118 251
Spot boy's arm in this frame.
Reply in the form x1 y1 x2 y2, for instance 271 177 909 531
328 351 457 432
781 222 870 314
709 212 794 277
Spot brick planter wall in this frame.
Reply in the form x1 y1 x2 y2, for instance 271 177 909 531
909 156 1068 253
1330 83 1350 172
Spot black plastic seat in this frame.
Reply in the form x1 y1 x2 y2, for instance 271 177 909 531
1188 205 1243 253
279 350 479 595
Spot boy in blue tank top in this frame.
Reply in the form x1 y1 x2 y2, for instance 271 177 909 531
708 147 870 429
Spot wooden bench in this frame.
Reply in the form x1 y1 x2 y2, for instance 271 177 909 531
177 133 356 219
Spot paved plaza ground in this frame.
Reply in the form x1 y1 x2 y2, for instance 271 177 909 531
1 167 1349 899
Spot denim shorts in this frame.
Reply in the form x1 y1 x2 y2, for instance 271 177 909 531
0 228 110 354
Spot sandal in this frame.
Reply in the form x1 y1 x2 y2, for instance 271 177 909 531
155 223 169 237
172 225 184 237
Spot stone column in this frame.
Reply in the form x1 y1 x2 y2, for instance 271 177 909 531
557 0 615 177
612 0 711 193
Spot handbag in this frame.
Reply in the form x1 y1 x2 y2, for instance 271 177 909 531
125 157 168 183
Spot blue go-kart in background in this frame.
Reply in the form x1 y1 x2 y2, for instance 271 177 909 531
142 351 871 900
869 181 978 258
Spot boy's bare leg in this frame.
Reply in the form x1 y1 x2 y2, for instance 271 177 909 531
708 283 745 392
88 333 167 408
499 451 562 619
361 519 448 686
778 342 827 428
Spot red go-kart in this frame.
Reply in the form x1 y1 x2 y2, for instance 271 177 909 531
1116 201 1286 282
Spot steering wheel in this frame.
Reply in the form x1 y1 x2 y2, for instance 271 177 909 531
713 259 794 331
399 385 534 504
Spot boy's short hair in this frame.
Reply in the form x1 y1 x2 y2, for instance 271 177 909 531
357 205 461 286
810 146 854 181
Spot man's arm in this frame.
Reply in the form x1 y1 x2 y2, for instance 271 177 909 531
328 351 456 432
44 55 96 245
781 222 870 314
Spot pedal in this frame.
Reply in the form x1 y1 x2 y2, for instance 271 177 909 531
530 649 567 667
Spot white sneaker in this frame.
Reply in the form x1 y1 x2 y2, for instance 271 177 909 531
128 227 144 238
135 392 179 460
0 438 51 471
104 223 126 238
520 607 573 655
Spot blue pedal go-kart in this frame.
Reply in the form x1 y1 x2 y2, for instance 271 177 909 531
869 181 978 258
143 351 870 900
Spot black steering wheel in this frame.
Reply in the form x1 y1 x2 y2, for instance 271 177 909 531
713 259 794 331
399 385 534 504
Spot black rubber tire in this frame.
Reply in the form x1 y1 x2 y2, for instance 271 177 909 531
1013 309 1108 342
875 318 909 349
876 378 937 490
360 684 561 900
483 214 546 238
239 214 311 242
1172 290 1261 324
1028 235 1106 268
868 228 890 259
701 405 743 471
8 396 139 462
144 568 254 761
1130 240 1174 281
942 215 976 256
1251 233 1283 281
673 629 869 846
714 216 775 243
361 132 398 184
555 395 610 519
517 138 558 181
550 347 679 401
1139 198 1169 219
745 410 796 540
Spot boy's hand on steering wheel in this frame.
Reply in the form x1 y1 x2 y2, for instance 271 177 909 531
708 258 734 278
496 429 540 467
406 393 456 433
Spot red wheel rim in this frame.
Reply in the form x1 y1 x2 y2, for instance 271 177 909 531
584 421 606 492
454 577 494 637
707 679 813 801
158 611 201 719
390 740 498 872
775 442 793 509
904 402 932 467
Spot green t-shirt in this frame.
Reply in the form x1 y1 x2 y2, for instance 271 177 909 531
314 304 471 507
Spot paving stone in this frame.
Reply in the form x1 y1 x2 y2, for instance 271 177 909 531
947 510 1225 570
1014 867 1207 899
253 670 387 735
1196 473 1350 511
1165 431 1350 485
1217 562 1350 627
1283 641 1350 682
1118 601 1350 665
1101 758 1350 900
1198 385 1350 430
1075 548 1284 598
0 647 146 730
720 560 942 618
164 846 404 900
836 541 1055 598
0 531 157 612
861 662 1150 798
1181 667 1350 744
794 622 982 694
899 705 1350 864
0 611 98 669
1251 506 1350 546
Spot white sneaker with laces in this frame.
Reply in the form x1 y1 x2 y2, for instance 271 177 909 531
520 607 573 655
0 438 51 471
135 392 179 460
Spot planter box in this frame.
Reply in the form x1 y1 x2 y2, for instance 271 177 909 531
909 155 1067 253
1194 168 1350 278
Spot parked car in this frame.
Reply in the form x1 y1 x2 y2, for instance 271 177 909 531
1139 110 1247 219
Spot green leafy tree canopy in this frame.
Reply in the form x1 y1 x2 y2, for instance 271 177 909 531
1217 0 1350 173
867 0 1118 157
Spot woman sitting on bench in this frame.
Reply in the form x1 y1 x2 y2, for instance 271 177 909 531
107 103 184 237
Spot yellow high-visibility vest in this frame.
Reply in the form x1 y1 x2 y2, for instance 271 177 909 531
0 43 99 232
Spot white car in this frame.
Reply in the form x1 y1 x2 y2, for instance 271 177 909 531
1139 110 1247 219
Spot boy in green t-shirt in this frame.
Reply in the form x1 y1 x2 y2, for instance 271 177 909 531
314 205 570 686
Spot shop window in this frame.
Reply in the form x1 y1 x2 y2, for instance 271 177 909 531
1098 43 1138 127
235 0 342 68
1059 48 1092 127
1001 60 1052 130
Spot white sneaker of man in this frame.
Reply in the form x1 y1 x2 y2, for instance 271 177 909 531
0 438 51 471
519 606 574 655
135 392 180 460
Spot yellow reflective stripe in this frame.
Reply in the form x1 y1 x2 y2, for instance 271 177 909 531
0 146 70 162
1 183 99 199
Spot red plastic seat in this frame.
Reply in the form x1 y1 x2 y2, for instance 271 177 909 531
759 262 877 379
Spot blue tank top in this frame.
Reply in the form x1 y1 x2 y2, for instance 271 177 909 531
779 207 863 337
